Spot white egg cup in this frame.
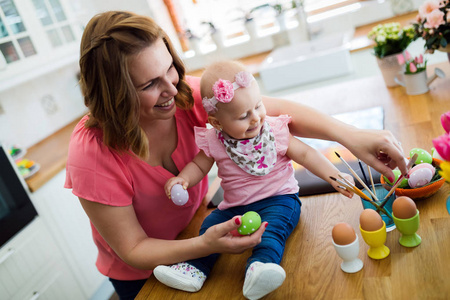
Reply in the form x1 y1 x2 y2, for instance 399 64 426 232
332 235 363 273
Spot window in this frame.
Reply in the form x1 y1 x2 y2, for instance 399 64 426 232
0 0 37 64
32 0 76 47
177 0 362 42
0 0 81 91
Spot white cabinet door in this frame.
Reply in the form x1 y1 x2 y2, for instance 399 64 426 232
31 170 108 299
0 218 84 300
12 261 84 300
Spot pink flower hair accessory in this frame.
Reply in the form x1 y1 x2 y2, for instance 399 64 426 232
202 71 254 114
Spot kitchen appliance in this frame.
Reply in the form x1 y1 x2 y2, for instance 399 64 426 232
0 144 38 247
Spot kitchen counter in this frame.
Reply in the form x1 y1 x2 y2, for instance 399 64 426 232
25 117 81 192
23 11 418 192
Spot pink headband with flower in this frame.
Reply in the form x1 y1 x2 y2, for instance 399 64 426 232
202 71 254 114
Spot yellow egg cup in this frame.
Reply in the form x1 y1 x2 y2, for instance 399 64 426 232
392 210 421 247
360 222 390 260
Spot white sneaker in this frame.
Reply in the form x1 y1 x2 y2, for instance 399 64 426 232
243 261 286 300
153 262 206 292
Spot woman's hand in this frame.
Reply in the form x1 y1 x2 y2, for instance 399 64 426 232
199 216 267 254
164 177 188 199
341 129 407 181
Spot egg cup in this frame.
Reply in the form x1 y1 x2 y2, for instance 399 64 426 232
362 184 396 232
392 210 421 247
360 222 390 260
332 235 363 273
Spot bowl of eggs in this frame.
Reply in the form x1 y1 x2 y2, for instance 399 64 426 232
380 148 445 200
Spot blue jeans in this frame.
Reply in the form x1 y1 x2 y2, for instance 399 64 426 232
109 278 147 300
187 193 302 276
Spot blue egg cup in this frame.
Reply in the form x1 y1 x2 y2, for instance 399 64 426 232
361 183 396 232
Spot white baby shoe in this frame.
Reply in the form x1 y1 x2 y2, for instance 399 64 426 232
243 261 286 300
153 262 206 292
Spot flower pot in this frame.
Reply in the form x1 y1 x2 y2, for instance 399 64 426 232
398 71 428 95
211 30 225 50
276 13 288 32
376 53 403 87
394 68 445 95
438 44 450 63
188 38 202 55
245 20 258 40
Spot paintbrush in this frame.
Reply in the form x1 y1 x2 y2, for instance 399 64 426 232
367 165 377 196
330 176 392 219
335 152 379 201
358 159 369 186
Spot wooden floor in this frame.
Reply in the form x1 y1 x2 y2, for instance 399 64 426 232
109 292 119 300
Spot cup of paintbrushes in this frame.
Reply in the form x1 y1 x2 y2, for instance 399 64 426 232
361 183 396 232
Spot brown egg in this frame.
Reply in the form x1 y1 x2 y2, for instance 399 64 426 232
392 196 417 219
332 222 357 245
360 209 383 231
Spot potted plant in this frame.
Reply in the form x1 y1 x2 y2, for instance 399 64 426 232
394 51 445 95
367 22 416 87
184 29 202 55
412 0 450 62
201 21 225 50
246 3 290 32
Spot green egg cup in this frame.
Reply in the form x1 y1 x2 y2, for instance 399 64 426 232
392 210 422 247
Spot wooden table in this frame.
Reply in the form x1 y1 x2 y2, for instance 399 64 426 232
137 61 450 299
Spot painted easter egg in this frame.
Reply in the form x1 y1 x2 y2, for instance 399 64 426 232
383 169 408 188
409 148 432 164
432 147 444 161
408 163 435 177
238 211 262 235
408 168 433 188
171 184 189 206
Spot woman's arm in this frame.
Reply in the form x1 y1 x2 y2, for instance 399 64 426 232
263 96 407 180
79 198 266 270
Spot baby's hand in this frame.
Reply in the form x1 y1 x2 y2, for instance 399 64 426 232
164 177 188 199
331 172 354 198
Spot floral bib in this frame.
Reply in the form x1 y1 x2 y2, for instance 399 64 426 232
217 122 277 176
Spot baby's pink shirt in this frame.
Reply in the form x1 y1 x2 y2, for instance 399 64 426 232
195 115 299 210
64 76 209 280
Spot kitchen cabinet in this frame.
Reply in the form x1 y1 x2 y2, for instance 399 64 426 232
0 217 84 300
31 169 110 299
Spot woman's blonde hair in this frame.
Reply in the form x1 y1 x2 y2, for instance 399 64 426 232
79 11 193 159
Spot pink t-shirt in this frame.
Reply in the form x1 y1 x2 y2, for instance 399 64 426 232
195 115 299 210
64 76 209 280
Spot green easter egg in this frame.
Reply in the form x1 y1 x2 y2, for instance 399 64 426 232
238 211 261 235
409 148 432 164
398 177 409 188
383 169 401 185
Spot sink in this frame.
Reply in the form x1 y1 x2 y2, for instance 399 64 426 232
258 33 353 92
